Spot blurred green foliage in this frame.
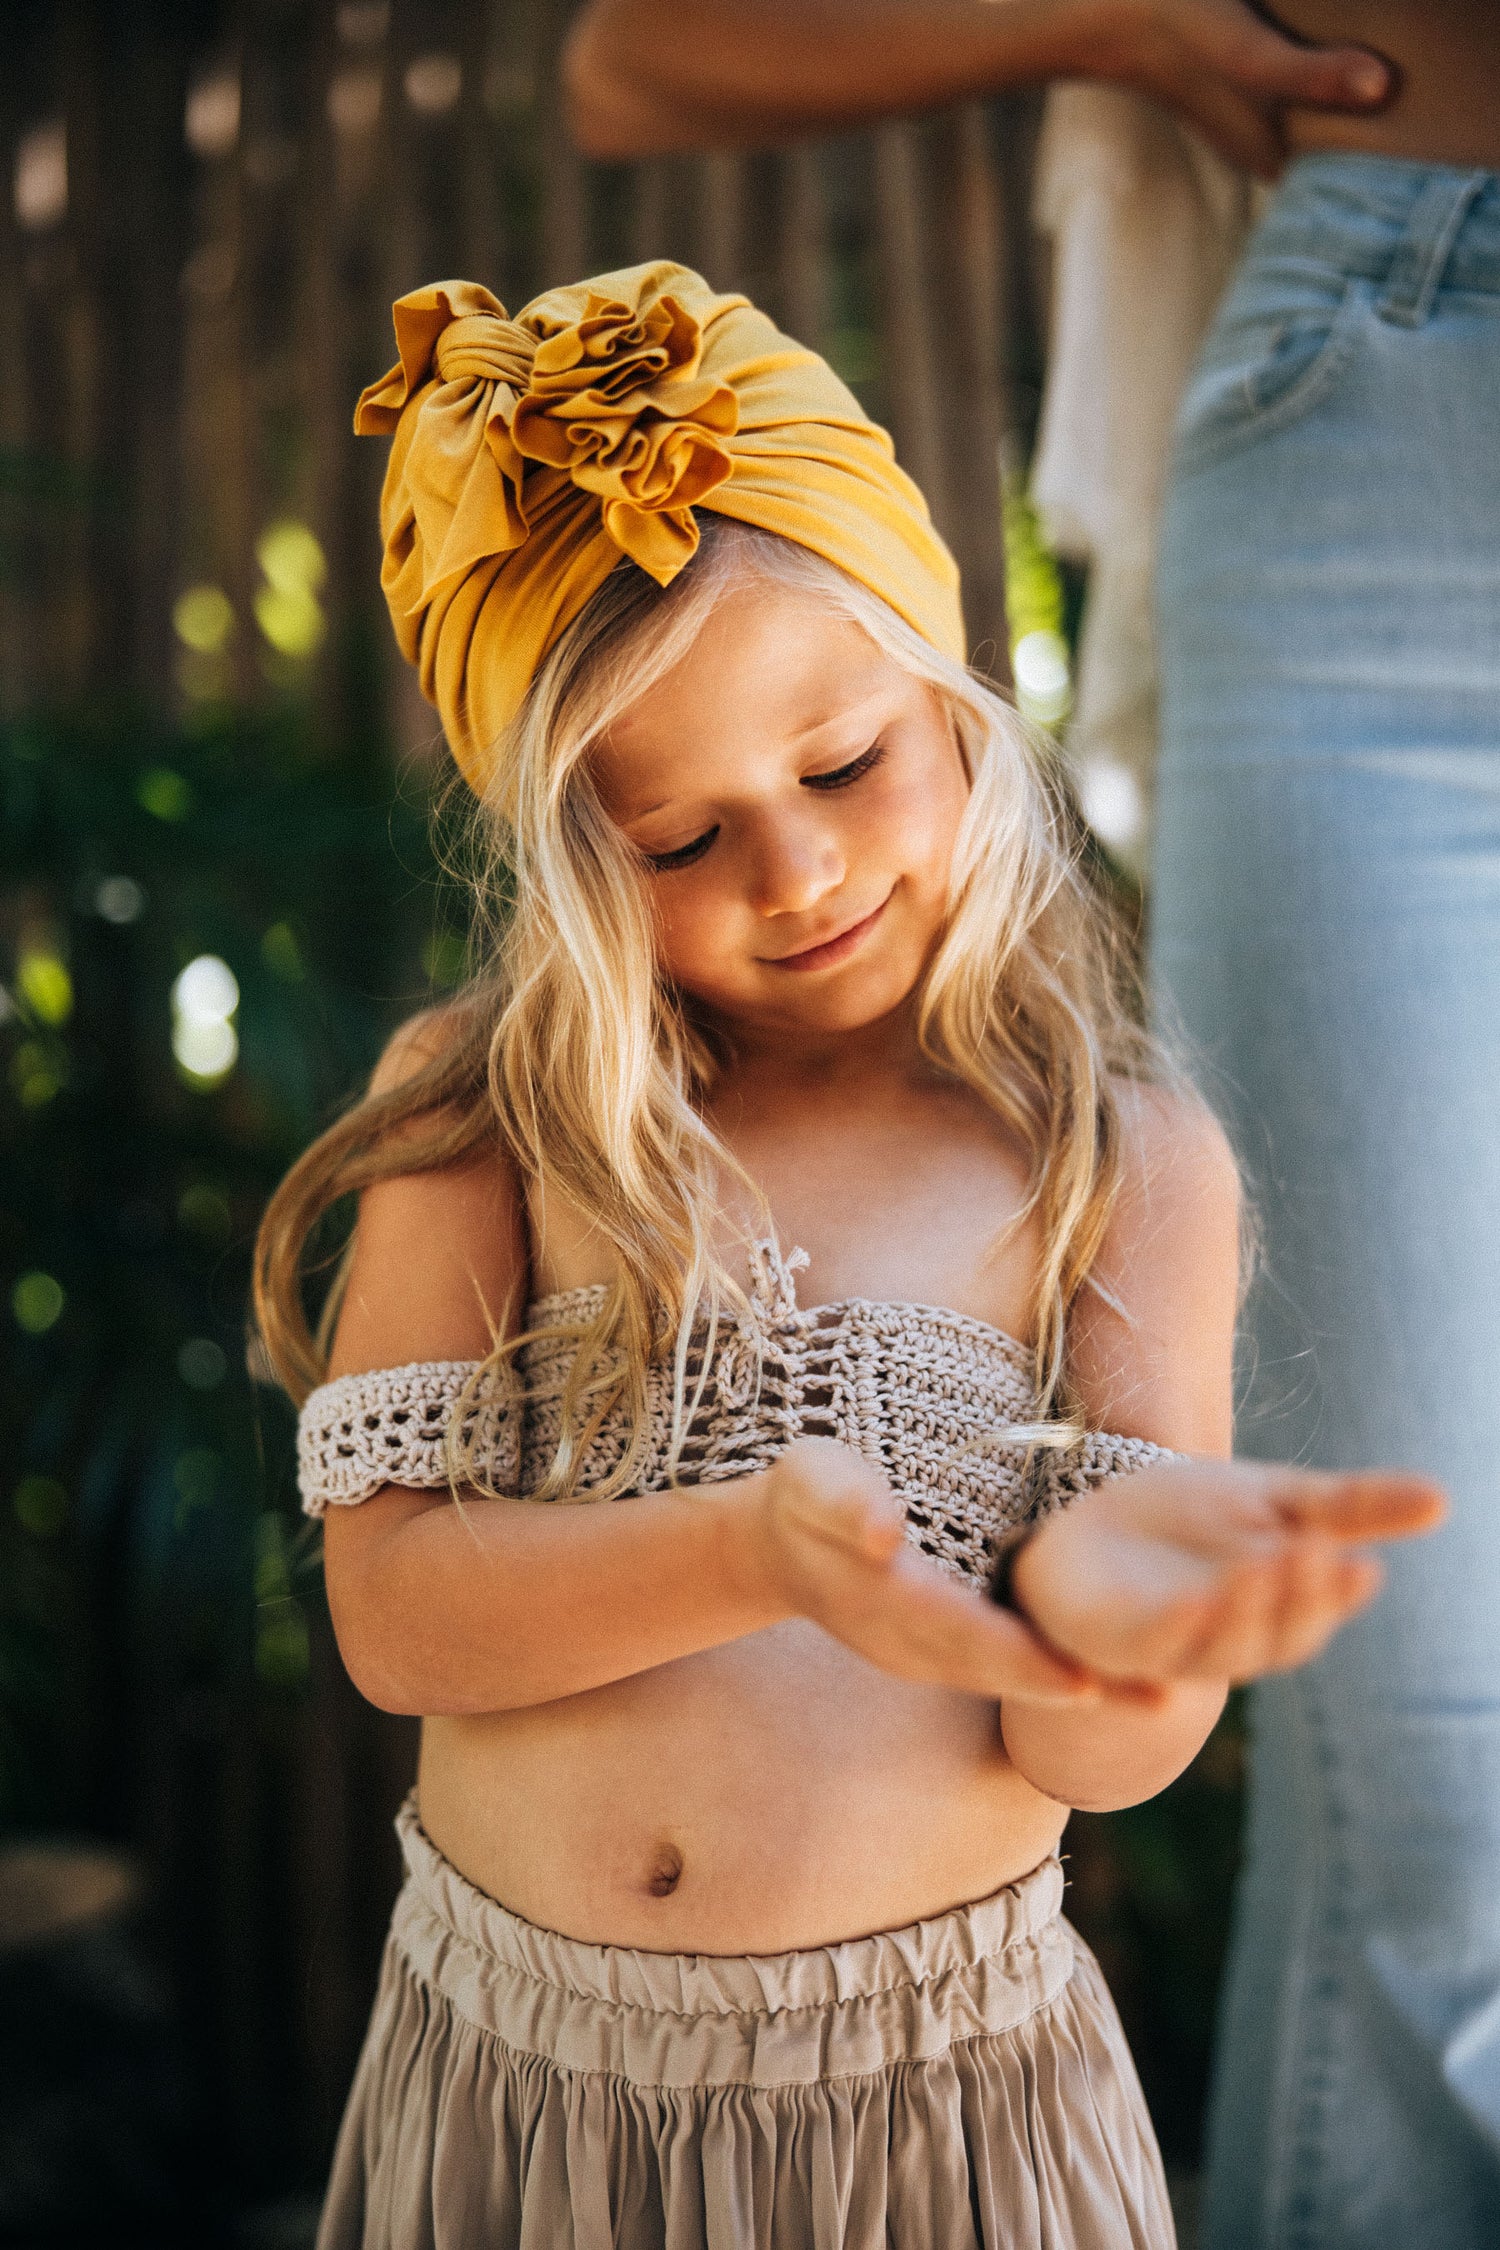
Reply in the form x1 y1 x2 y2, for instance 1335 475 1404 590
0 693 457 1829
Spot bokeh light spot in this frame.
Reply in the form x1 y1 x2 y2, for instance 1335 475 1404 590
174 955 239 1021
184 71 240 159
178 1337 229 1390
10 1041 66 1107
256 521 326 596
15 120 67 232
94 875 146 924
254 581 326 659
1076 757 1146 855
13 1272 65 1334
173 584 235 655
173 1016 238 1080
178 1183 233 1245
14 1475 68 1538
404 52 462 115
172 955 240 1087
1011 628 1072 728
337 0 390 46
261 921 306 982
17 948 72 1025
137 767 195 822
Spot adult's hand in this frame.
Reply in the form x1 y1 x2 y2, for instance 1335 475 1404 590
565 0 1394 176
1084 0 1394 175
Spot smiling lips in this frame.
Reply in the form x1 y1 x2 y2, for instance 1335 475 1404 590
766 894 891 973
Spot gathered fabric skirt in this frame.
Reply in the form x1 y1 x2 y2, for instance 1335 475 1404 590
316 1797 1173 2250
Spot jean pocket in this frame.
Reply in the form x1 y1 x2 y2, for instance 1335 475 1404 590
1173 273 1372 473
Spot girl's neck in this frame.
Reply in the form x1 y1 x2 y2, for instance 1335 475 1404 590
711 998 929 1102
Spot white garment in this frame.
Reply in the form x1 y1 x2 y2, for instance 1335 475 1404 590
1030 85 1258 849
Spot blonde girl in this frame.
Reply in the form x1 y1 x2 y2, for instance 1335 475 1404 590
256 265 1440 2250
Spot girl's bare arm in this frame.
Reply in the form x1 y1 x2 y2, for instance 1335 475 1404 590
322 1028 1098 1717
997 1087 1443 1808
564 0 1393 177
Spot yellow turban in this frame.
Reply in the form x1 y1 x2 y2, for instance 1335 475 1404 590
354 261 964 791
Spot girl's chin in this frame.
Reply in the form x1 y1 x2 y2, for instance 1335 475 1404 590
695 967 926 1041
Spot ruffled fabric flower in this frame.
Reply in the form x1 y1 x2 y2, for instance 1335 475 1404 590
355 261 963 793
513 290 737 578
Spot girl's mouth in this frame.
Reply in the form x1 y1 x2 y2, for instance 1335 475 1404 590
765 893 891 974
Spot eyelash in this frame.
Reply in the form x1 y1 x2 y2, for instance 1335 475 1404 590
803 741 886 792
643 744 886 873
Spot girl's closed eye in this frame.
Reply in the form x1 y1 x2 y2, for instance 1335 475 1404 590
645 825 720 873
643 745 887 872
802 741 886 792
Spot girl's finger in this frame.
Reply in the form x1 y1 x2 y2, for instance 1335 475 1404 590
1180 1554 1286 1682
789 1481 906 1559
972 1605 1103 1705
888 1567 1100 1704
1269 1472 1447 1540
1262 1550 1384 1675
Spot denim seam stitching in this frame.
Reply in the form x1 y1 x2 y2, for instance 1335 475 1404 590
1174 279 1369 475
1280 1671 1350 2250
1375 172 1491 328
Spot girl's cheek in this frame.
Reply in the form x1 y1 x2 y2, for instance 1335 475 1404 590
652 887 738 994
874 764 962 882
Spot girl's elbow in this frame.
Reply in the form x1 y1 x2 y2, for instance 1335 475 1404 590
331 1613 530 1718
327 1597 468 1717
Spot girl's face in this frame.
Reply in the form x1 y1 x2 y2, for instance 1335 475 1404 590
594 580 971 1041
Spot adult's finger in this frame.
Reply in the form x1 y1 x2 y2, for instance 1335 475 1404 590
1160 66 1286 179
1192 7 1395 112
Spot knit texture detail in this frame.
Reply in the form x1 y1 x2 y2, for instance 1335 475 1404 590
296 1242 1173 1588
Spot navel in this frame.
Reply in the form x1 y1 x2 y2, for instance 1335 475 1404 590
645 1842 684 1898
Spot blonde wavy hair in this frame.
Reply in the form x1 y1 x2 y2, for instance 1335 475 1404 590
253 519 1164 1496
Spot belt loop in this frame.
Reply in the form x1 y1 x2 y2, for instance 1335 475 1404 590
1376 171 1488 328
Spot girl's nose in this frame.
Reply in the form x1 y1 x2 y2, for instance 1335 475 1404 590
747 816 846 918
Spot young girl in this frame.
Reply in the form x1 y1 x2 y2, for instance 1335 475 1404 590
256 264 1441 2250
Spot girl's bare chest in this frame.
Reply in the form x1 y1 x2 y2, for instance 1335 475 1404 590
530 1087 1042 1343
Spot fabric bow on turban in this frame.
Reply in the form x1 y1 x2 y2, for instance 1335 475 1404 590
355 261 964 792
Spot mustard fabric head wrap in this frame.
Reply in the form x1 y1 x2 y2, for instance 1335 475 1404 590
355 261 964 791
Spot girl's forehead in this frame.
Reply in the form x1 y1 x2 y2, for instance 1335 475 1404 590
600 592 903 792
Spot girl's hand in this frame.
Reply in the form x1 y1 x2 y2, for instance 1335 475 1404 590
759 1437 1105 1705
1012 1458 1446 1686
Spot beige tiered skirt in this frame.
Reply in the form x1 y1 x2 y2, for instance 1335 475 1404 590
318 1798 1175 2250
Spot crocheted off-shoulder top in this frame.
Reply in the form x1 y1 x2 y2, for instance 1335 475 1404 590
296 1241 1172 1592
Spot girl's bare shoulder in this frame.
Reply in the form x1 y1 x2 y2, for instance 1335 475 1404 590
1066 1077 1242 1455
327 1008 530 1378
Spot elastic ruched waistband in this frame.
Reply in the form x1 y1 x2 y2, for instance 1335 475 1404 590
390 1797 1074 2091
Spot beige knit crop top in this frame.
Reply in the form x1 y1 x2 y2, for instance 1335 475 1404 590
296 1241 1172 1593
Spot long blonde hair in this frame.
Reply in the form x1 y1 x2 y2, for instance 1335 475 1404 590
253 519 1162 1493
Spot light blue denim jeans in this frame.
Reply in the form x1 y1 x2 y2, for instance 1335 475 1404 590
1152 155 1500 2250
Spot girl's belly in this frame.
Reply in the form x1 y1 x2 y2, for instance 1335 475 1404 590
415 1620 1068 1952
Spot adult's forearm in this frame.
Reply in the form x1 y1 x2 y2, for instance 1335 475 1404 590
326 1475 786 1716
564 0 1092 157
1000 1675 1227 1810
